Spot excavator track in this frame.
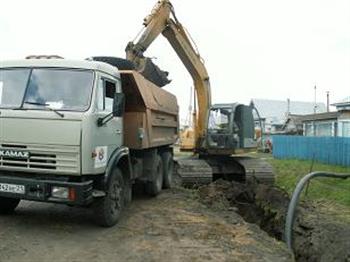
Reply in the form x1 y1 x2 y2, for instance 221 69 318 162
175 156 275 186
234 156 275 185
175 158 213 186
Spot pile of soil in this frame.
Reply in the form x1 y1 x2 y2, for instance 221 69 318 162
198 179 350 261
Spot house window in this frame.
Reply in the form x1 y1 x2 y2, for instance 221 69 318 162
340 121 350 137
315 122 333 137
304 123 314 136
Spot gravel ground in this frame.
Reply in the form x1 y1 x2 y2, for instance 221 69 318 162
0 188 291 262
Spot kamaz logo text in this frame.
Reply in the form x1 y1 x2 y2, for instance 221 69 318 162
0 149 30 159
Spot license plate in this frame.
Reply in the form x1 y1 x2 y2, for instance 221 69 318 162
0 183 25 194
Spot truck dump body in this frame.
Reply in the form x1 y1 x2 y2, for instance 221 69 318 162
120 71 179 150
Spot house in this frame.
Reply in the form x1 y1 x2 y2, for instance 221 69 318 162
301 104 350 137
251 99 327 133
280 114 304 135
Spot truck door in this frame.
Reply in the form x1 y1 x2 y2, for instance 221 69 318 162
93 74 123 169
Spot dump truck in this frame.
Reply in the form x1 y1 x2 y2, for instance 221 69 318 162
0 58 178 226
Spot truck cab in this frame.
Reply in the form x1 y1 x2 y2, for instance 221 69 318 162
0 58 178 226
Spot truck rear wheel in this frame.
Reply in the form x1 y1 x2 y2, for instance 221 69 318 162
145 155 163 196
0 197 20 214
94 168 125 227
124 180 132 206
161 151 174 189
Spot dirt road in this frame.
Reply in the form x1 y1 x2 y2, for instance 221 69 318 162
0 188 291 262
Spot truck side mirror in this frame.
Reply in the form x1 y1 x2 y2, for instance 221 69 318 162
113 93 125 117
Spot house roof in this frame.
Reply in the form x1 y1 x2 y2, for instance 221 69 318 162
251 99 327 124
299 111 340 122
332 96 350 108
285 114 304 125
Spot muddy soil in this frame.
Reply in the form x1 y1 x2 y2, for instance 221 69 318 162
0 188 291 262
199 180 350 262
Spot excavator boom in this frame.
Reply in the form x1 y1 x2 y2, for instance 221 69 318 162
125 0 211 151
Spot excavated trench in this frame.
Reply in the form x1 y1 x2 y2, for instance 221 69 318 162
198 180 350 261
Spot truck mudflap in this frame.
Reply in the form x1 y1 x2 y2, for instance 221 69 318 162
0 175 93 206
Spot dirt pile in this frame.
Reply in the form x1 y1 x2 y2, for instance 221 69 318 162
199 179 350 261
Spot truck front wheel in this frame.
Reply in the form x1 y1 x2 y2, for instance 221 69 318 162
0 197 20 214
145 155 163 196
94 168 125 227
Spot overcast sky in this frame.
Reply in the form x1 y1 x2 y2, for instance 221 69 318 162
1 0 349 122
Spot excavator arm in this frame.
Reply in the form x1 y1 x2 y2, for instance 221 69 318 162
126 0 275 186
126 0 211 151
126 0 171 62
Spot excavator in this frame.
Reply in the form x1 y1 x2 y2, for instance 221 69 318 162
96 0 274 185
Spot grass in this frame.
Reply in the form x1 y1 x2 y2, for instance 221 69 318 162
268 157 350 207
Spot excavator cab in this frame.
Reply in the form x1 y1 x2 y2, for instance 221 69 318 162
206 103 257 154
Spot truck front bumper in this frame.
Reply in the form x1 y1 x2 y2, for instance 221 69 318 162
0 175 94 206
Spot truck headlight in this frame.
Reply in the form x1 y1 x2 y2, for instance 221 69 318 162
51 186 69 199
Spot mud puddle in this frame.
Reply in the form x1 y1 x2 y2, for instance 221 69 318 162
198 180 350 261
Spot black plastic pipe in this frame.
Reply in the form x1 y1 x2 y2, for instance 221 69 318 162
285 171 350 252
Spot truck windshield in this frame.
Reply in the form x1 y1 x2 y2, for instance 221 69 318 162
0 68 94 111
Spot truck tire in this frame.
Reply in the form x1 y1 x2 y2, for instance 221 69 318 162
161 151 174 189
124 180 132 206
0 197 20 214
94 168 125 227
145 155 163 196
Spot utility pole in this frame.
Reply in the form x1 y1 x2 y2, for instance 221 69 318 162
326 91 330 112
187 86 193 127
313 85 317 136
314 85 317 114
